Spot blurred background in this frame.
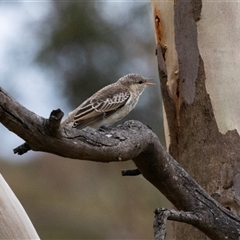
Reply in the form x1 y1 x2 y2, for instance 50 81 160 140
0 1 170 239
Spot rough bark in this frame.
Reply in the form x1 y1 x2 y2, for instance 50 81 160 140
152 1 240 238
1 78 240 239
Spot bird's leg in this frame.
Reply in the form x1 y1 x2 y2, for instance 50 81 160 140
99 126 112 132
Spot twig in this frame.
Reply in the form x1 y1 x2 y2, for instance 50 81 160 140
121 168 141 176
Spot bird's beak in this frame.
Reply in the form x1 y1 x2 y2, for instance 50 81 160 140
145 79 155 86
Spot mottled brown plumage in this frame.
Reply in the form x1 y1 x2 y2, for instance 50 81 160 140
61 73 154 130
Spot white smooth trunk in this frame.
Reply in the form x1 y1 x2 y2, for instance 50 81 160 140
0 174 40 239
198 2 240 134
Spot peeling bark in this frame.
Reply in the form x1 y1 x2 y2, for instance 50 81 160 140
152 0 240 238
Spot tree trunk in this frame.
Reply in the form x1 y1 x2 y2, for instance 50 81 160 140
152 1 240 239
0 174 40 239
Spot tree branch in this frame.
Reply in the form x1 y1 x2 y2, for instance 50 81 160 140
0 86 240 239
154 208 201 240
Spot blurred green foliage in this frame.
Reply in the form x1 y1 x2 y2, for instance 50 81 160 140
35 1 164 139
36 2 154 103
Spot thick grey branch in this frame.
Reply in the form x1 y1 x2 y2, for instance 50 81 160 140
0 86 240 239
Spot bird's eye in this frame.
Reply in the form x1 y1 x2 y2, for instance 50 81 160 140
138 80 143 84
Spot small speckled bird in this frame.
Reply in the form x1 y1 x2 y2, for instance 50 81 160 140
61 73 155 130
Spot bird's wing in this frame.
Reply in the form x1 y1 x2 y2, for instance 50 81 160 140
73 114 104 129
73 86 130 128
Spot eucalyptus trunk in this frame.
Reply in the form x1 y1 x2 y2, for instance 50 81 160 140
151 1 240 239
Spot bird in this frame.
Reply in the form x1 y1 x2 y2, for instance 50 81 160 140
61 73 155 130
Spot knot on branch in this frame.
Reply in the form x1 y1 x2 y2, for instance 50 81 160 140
118 120 147 131
46 108 64 133
13 109 64 155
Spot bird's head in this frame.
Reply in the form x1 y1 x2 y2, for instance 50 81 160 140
118 73 155 94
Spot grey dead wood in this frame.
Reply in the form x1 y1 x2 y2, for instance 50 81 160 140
0 79 240 239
